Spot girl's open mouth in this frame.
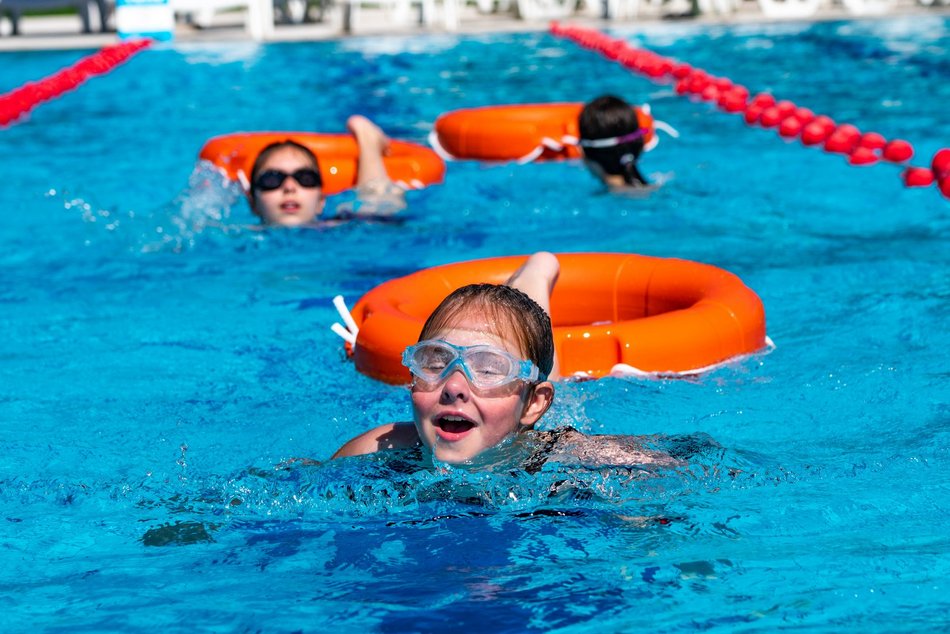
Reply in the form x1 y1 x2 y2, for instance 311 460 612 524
435 415 476 440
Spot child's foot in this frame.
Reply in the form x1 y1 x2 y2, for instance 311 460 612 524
347 115 391 156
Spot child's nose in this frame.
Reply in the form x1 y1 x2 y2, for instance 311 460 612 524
439 369 471 403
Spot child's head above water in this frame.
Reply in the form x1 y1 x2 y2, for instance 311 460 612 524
419 283 555 379
405 283 556 464
579 94 650 187
249 140 325 227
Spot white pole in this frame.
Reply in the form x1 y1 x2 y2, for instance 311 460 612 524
247 0 275 40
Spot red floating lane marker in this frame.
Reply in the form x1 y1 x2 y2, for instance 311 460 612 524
883 139 914 163
672 63 693 79
719 91 748 113
902 167 935 187
801 121 831 146
932 148 950 178
551 23 947 199
778 117 803 138
939 174 950 199
793 107 815 125
859 132 887 150
759 106 783 128
848 146 879 166
701 85 721 102
775 100 796 119
825 127 860 154
0 39 152 129
812 115 836 133
744 104 765 124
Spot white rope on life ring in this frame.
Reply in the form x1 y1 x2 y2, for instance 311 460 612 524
330 295 359 345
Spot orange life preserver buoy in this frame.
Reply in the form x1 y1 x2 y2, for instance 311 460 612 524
199 132 446 196
345 253 767 384
429 103 657 163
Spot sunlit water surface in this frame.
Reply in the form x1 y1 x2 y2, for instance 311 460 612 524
1 16 948 631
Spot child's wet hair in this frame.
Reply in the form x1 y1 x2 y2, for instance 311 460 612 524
249 140 321 199
579 95 649 186
419 283 555 380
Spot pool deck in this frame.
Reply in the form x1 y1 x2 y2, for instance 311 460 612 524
0 1 947 52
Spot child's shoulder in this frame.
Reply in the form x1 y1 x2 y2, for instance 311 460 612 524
531 426 679 468
332 422 420 459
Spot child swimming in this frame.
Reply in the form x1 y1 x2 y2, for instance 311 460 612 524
332 252 672 468
248 115 406 227
579 95 653 191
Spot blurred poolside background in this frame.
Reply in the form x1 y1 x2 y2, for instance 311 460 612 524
1 0 948 50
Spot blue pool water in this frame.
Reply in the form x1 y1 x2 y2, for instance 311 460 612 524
2 15 948 631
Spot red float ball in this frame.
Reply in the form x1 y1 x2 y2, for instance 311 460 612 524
700 85 720 102
902 167 935 187
744 104 764 124
779 117 803 138
792 107 815 124
728 85 750 100
759 106 783 127
719 92 747 113
883 139 914 163
688 74 709 94
939 174 950 199
859 132 887 150
801 121 831 146
672 63 693 79
825 130 859 154
775 100 796 118
848 147 879 165
835 124 861 141
931 148 950 177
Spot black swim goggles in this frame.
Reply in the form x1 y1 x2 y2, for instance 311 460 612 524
254 168 322 191
402 339 540 390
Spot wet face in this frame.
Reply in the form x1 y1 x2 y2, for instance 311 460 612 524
252 146 324 227
410 312 552 464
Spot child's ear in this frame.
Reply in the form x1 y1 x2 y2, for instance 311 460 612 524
519 381 554 427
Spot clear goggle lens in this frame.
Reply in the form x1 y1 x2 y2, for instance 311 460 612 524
402 339 540 389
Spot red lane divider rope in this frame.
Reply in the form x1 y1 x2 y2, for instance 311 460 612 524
551 22 950 200
0 39 153 129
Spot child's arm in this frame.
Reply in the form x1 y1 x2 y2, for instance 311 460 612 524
551 428 681 467
331 422 420 459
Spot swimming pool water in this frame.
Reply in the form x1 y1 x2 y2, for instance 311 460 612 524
1 15 948 631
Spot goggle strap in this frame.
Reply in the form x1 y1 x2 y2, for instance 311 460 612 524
578 128 648 149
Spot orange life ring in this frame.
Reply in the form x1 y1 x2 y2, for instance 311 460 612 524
199 132 446 196
430 103 656 163
347 253 767 384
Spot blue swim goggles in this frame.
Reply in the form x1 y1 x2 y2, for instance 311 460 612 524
402 339 540 390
